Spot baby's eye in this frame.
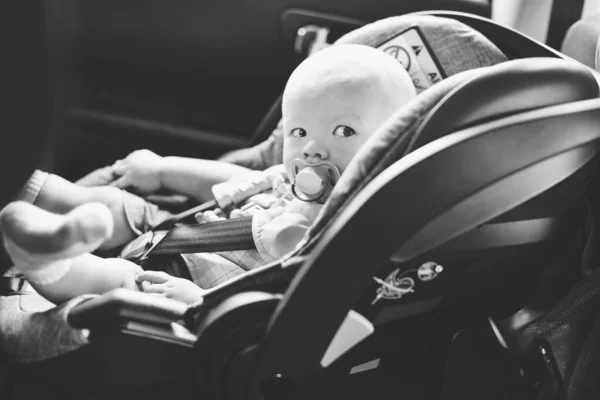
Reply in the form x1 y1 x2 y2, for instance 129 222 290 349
290 128 307 137
333 125 356 137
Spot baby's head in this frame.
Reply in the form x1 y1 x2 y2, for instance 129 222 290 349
282 44 417 187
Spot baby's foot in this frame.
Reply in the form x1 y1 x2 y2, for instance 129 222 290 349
0 201 114 265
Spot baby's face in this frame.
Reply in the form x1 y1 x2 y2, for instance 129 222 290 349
282 79 388 178
282 45 416 182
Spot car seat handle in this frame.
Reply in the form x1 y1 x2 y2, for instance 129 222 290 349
252 99 600 382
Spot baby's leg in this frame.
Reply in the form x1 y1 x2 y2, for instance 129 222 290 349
21 171 138 250
0 201 142 304
26 254 142 305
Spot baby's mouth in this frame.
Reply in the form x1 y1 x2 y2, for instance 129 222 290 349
291 159 341 202
294 161 338 177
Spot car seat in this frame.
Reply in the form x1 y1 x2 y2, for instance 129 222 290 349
2 11 600 400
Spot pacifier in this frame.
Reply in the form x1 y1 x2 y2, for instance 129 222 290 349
291 159 341 203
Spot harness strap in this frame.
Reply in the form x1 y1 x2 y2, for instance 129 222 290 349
120 198 257 263
144 216 255 258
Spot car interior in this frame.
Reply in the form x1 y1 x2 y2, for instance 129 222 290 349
2 1 600 400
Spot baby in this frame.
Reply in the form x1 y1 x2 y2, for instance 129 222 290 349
0 44 416 305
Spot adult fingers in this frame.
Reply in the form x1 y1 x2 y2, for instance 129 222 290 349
111 162 128 175
143 283 167 294
109 176 130 189
135 270 170 284
229 209 242 219
147 293 166 298
202 210 225 222
129 263 144 275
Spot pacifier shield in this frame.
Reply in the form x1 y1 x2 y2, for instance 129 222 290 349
295 168 325 195
290 159 341 203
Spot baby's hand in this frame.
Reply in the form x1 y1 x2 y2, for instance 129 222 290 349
194 209 226 224
110 149 164 194
135 271 205 305
115 259 145 291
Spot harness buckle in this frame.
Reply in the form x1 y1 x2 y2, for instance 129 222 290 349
119 230 169 262
120 231 154 261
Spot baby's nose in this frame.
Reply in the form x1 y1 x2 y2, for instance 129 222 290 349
302 141 329 161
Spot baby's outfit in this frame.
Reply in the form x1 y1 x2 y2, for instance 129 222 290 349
188 165 322 288
19 168 321 289
125 164 322 288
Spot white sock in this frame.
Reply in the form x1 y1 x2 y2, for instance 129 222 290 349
1 203 114 285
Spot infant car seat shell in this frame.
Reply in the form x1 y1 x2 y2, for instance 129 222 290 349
249 59 600 385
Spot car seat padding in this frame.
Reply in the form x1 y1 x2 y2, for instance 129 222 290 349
562 13 600 72
421 11 566 60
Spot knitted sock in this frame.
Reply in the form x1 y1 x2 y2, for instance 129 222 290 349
0 202 113 284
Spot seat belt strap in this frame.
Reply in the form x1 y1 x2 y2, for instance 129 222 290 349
151 216 255 255
121 216 256 262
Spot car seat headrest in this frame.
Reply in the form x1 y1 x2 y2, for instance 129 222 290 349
0 3 52 209
409 57 600 152
336 14 507 77
562 13 600 72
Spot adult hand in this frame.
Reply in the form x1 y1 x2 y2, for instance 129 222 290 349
135 270 205 305
110 149 164 194
75 165 118 187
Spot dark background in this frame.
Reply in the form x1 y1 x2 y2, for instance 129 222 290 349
45 0 490 180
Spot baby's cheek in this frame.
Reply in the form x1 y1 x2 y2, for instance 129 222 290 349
281 153 295 177
340 142 365 168
282 150 291 167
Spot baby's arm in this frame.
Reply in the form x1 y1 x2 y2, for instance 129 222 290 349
110 150 254 202
159 156 254 202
